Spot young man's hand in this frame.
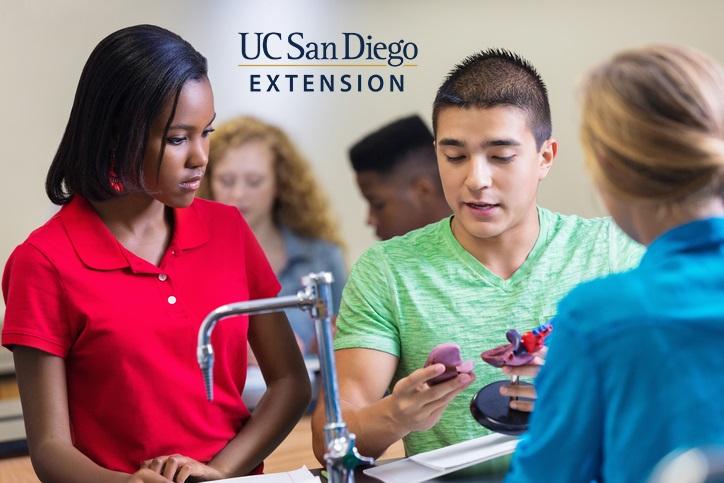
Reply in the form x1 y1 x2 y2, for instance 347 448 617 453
499 347 547 412
313 348 474 462
142 455 226 483
385 363 475 432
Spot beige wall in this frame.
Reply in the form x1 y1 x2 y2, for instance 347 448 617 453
1 0 723 315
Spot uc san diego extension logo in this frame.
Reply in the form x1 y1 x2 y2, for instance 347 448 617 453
238 32 418 93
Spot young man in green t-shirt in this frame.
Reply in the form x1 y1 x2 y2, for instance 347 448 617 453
312 49 643 462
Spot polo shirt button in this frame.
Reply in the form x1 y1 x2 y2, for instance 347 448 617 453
167 295 177 305
158 273 168 281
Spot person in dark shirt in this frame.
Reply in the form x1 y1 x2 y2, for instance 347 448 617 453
349 115 451 240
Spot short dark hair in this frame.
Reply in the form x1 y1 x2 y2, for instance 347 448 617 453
46 24 208 204
432 49 552 148
349 115 435 173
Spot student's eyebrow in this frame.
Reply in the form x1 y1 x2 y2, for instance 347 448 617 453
438 138 465 147
438 138 521 148
169 113 217 131
482 139 521 148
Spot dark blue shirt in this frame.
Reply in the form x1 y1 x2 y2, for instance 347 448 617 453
278 226 346 353
508 217 724 483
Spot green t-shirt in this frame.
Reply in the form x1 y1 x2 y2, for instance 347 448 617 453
334 207 643 456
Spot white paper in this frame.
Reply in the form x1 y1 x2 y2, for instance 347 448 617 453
410 432 518 470
203 465 320 483
364 433 518 483
363 459 447 483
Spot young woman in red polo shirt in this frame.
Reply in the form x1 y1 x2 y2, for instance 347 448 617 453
1 25 311 483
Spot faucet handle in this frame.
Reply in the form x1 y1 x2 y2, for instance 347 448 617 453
325 432 375 472
302 271 334 286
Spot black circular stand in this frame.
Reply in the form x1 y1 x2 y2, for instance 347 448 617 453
470 380 532 435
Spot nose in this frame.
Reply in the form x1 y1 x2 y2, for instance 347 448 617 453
231 183 247 204
188 137 209 170
215 180 245 207
465 156 492 193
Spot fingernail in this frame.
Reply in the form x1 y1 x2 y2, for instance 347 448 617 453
502 366 511 374
458 374 471 384
500 387 509 396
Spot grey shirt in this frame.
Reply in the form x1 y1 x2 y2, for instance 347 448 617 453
278 226 347 353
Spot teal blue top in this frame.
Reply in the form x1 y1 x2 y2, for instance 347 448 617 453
508 217 724 483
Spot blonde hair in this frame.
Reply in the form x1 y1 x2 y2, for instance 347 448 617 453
580 45 724 203
200 116 344 247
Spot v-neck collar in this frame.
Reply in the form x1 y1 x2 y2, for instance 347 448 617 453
442 206 551 290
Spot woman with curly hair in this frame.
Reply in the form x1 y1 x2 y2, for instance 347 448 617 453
200 116 346 356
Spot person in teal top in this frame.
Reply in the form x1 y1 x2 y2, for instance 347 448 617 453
507 45 724 482
311 48 643 464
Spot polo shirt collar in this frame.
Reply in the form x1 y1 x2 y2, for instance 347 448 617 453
173 200 210 251
642 217 724 266
60 195 209 271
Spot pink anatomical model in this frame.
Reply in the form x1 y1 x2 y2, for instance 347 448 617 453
424 343 474 385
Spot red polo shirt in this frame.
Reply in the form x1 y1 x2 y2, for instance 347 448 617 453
2 195 280 473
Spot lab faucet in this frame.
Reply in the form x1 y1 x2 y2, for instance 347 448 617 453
197 272 374 483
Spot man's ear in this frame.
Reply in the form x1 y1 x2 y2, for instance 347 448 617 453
410 175 437 205
538 138 558 180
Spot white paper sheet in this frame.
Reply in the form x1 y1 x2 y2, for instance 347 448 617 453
364 433 518 483
410 432 518 470
203 465 321 483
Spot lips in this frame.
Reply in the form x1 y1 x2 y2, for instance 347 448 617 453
465 201 499 209
464 201 501 217
179 175 203 191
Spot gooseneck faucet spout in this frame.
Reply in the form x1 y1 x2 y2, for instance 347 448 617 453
197 290 315 400
196 272 374 483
